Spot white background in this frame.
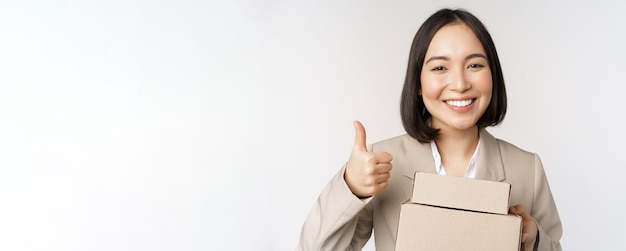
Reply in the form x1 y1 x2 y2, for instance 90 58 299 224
1 0 624 250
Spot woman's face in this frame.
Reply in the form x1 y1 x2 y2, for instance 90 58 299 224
420 22 492 133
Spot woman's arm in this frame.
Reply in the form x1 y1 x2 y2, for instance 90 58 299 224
297 166 374 251
531 154 563 251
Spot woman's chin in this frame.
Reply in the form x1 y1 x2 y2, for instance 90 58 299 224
432 118 479 132
446 121 478 132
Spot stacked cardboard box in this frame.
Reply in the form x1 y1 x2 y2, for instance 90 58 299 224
395 172 522 251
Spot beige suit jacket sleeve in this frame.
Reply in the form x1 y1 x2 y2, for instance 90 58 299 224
531 154 563 251
297 165 374 251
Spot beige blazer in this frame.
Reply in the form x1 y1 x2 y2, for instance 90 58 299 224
298 129 562 251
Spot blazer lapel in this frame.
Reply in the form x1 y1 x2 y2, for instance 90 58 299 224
402 136 436 197
475 128 506 182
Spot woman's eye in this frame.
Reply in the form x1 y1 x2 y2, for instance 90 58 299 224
468 64 484 69
431 66 446 71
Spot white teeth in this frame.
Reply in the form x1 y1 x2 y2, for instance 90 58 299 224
446 99 473 107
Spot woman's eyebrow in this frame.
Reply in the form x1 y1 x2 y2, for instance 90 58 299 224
425 53 487 64
466 53 487 60
425 56 448 64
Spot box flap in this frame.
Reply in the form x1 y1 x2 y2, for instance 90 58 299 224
411 172 511 215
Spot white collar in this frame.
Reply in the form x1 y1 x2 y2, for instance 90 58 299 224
430 139 481 179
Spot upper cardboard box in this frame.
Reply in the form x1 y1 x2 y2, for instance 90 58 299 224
411 172 511 215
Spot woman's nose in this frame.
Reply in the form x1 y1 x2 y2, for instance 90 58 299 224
449 69 471 92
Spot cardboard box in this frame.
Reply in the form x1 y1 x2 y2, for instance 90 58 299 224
395 172 522 251
411 172 512 215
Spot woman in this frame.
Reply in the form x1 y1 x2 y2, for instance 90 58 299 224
298 8 562 251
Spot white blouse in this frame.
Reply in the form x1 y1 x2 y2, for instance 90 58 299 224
430 139 481 179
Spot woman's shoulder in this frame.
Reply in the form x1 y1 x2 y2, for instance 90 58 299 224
486 131 537 159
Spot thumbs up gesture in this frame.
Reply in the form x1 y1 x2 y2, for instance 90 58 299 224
345 121 393 198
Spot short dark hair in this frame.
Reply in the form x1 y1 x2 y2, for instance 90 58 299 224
400 8 507 143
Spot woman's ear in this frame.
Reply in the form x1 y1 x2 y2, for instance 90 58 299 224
418 88 422 95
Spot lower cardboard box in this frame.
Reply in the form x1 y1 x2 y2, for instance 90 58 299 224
395 203 522 251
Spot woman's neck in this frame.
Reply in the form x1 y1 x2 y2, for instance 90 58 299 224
434 126 480 159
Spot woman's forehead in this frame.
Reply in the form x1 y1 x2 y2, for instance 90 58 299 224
425 22 486 58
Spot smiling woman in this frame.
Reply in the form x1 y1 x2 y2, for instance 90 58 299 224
297 8 562 251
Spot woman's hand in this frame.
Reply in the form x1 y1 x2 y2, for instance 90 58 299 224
344 121 393 198
509 204 538 251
